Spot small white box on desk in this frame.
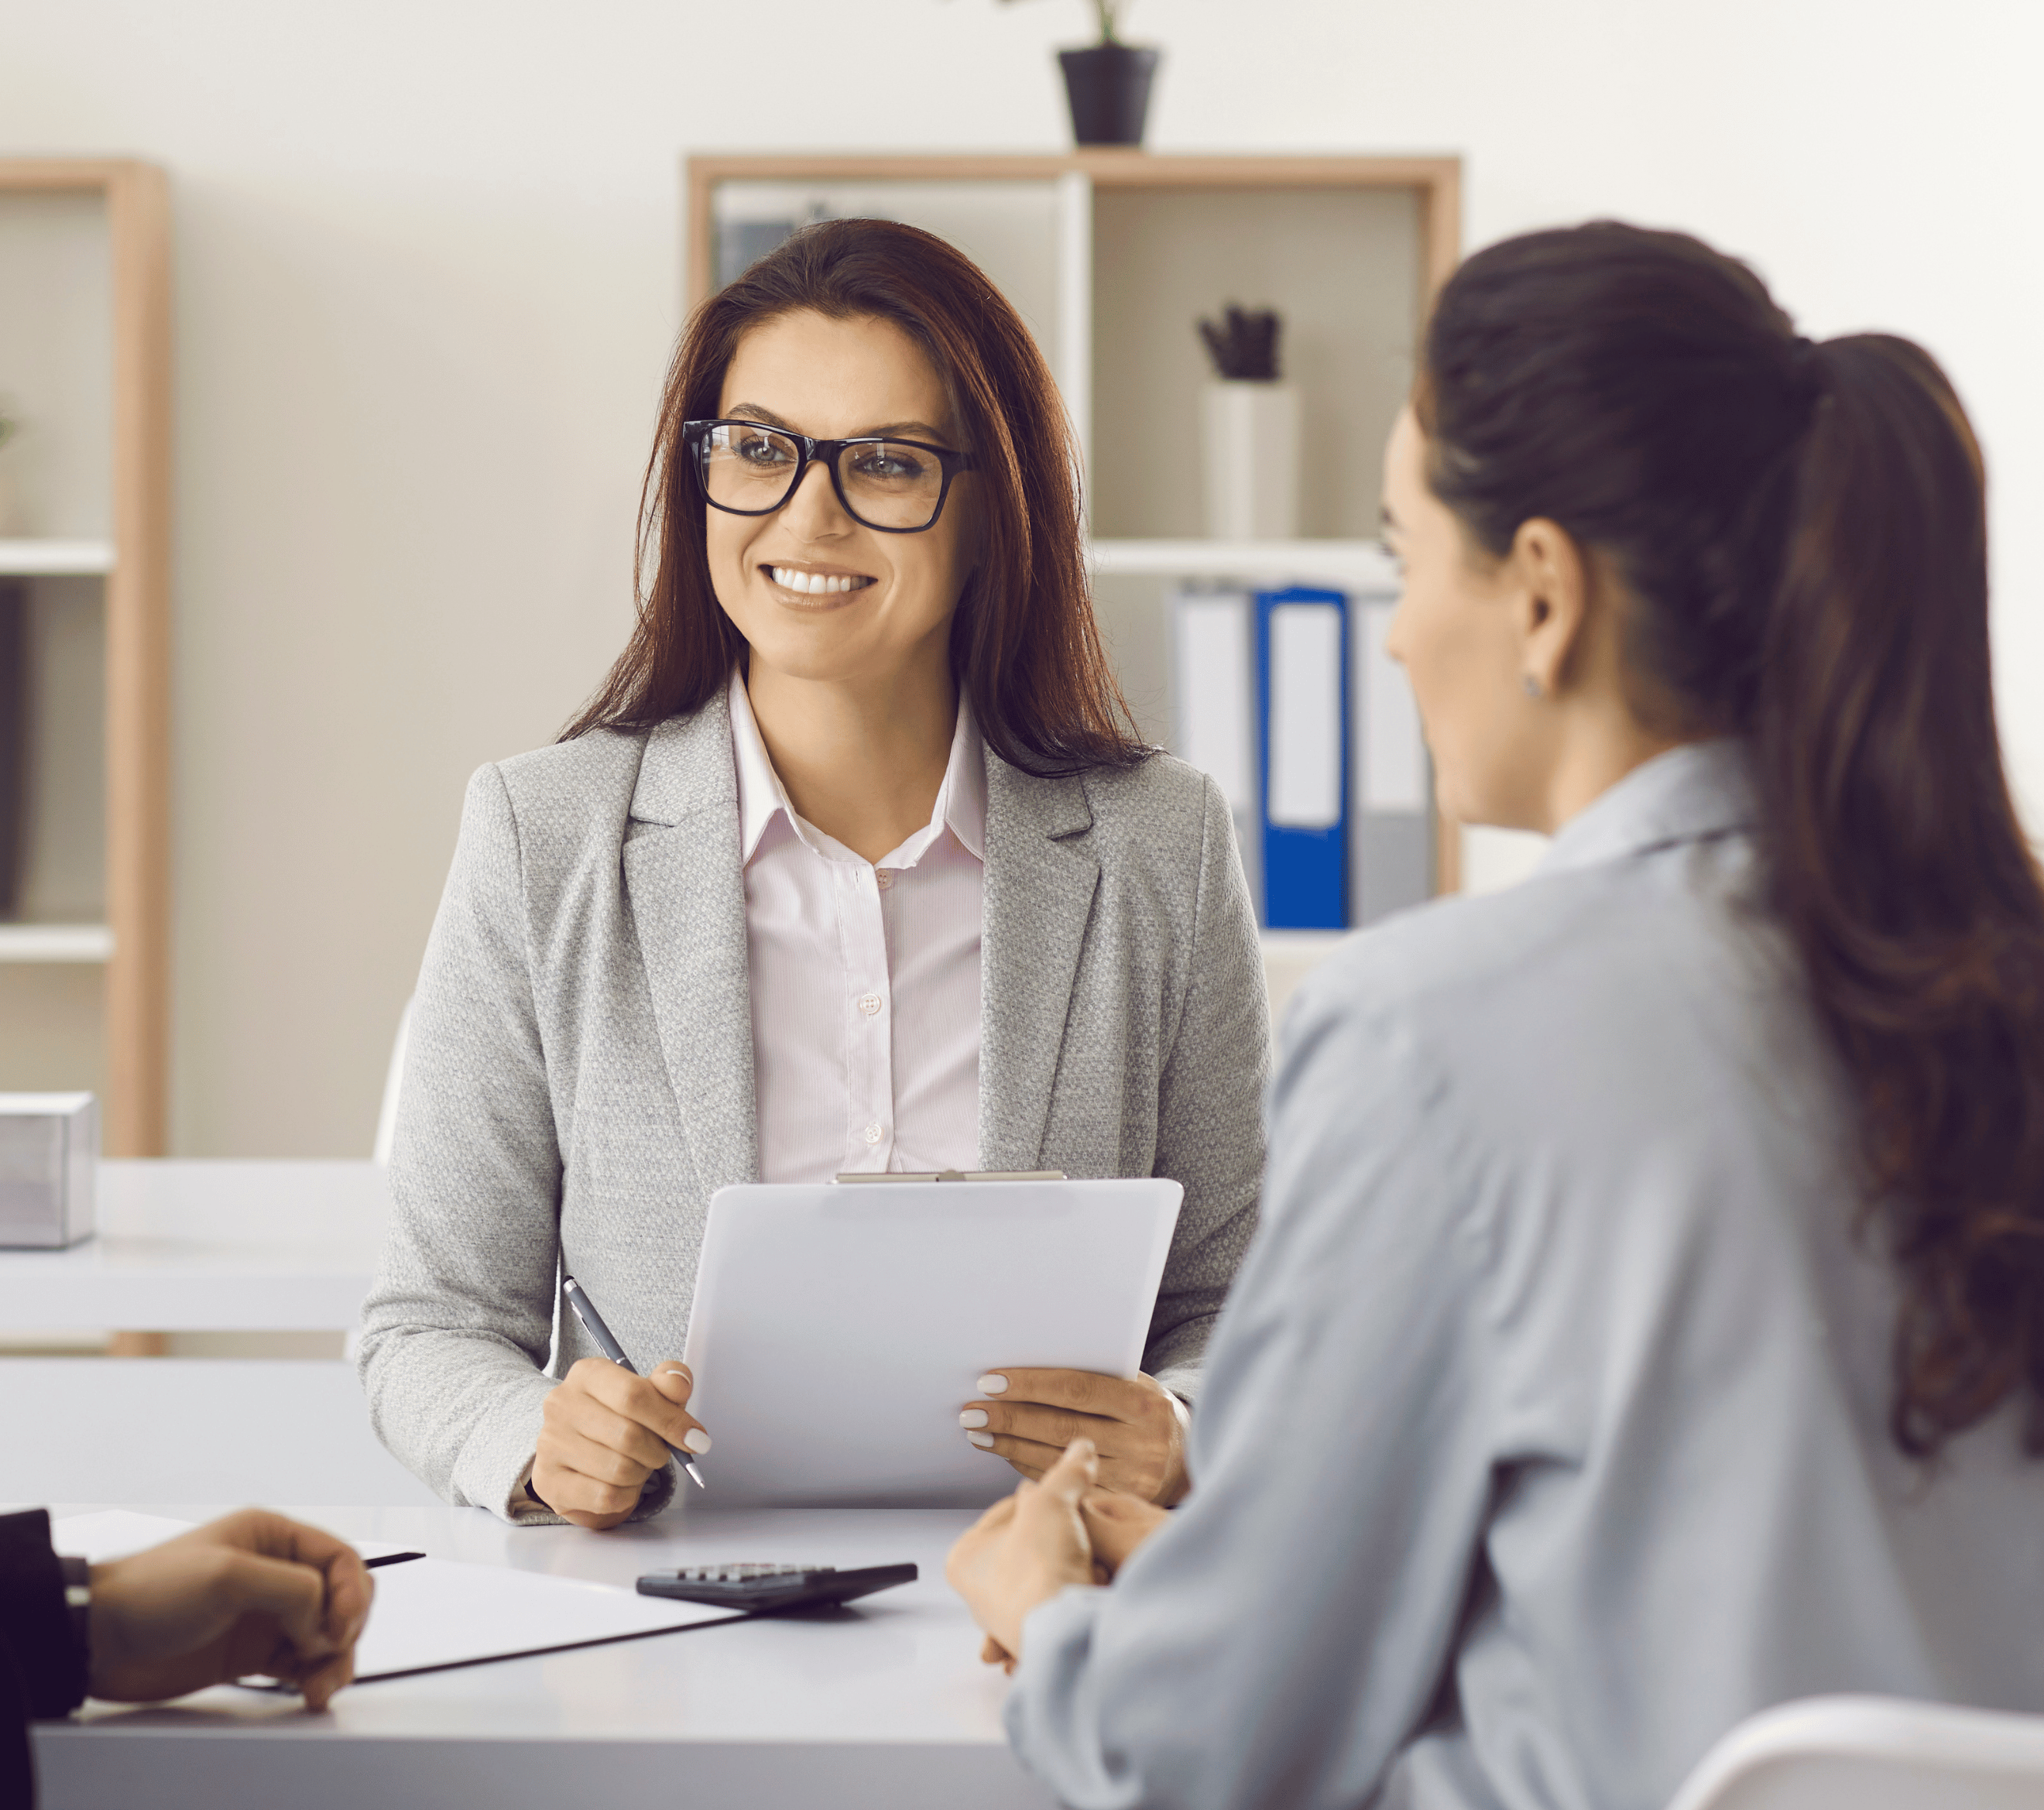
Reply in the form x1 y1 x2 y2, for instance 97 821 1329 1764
0 1093 97 1249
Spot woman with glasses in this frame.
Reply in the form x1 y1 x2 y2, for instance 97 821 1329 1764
358 220 1267 1527
949 221 2044 1806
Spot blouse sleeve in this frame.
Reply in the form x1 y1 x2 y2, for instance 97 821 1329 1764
1003 961 1500 1808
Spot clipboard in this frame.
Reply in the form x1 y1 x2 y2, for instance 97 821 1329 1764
680 1176 1184 1508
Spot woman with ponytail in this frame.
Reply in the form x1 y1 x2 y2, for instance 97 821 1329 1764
948 221 2044 1810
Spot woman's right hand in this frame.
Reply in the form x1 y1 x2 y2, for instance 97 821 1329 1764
532 1359 710 1530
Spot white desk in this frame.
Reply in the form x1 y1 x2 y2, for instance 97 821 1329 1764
34 1502 1055 1810
0 1160 387 1330
2 1359 441 1506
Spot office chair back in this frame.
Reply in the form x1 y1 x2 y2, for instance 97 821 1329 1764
1665 1695 2044 1810
372 995 413 1166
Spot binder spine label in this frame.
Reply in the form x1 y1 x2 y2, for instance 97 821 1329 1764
1257 588 1348 931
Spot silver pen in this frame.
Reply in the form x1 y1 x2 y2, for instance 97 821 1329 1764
561 1274 707 1489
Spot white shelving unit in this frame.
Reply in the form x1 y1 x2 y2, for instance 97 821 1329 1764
1089 538 1399 591
0 539 116 576
0 160 171 1149
0 924 114 962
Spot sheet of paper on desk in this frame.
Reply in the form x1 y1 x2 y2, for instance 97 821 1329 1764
51 1510 417 1564
52 1511 736 1681
349 1558 735 1680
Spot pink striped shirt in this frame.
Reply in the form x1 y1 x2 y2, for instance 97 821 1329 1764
729 672 985 1183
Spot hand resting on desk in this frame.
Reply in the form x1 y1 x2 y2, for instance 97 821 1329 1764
962 1368 1190 1504
87 1509 372 1709
533 1359 712 1529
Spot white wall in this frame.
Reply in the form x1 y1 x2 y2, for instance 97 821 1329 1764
3 0 2039 1153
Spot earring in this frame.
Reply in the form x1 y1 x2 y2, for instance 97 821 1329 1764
1521 674 1542 699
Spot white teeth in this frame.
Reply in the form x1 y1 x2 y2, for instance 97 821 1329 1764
770 567 869 595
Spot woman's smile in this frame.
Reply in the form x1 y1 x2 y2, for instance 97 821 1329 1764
763 561 878 600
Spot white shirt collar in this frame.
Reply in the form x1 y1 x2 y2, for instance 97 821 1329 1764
728 668 987 869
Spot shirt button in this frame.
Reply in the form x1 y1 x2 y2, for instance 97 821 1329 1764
863 1123 883 1146
858 992 883 1017
876 870 893 890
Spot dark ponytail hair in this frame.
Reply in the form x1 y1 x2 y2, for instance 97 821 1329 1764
1421 221 2044 1459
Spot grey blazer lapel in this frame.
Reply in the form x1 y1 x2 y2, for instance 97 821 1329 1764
979 752 1099 1170
621 691 760 1192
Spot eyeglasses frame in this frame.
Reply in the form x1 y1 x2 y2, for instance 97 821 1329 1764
682 418 976 535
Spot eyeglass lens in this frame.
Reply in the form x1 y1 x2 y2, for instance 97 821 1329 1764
698 423 947 530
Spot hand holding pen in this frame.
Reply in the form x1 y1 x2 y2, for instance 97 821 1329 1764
530 1277 710 1529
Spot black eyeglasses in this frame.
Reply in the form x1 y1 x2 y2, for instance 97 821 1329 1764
683 419 974 534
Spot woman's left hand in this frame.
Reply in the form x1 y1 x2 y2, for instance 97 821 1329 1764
961 1369 1191 1505
946 1438 1103 1669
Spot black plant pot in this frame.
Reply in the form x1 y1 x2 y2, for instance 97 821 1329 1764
1058 43 1160 147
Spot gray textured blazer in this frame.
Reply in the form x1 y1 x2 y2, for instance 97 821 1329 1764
358 687 1269 1520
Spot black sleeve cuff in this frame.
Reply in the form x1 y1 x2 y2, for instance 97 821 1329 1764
0 1509 90 1718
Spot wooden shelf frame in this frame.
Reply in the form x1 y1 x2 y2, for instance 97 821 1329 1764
683 150 1461 899
0 159 172 1154
684 151 1460 319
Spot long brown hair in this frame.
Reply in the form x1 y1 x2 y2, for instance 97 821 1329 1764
563 218 1144 776
1420 221 2044 1459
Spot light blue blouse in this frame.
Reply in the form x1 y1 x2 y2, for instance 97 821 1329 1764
1005 742 2044 1810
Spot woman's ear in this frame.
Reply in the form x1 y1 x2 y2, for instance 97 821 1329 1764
1504 516 1593 698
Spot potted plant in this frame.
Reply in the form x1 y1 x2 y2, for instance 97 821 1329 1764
1002 1 1161 146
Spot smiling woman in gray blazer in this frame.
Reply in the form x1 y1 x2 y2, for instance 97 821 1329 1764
357 220 1267 1529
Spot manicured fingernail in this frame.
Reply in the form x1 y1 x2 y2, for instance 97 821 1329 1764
977 1373 1008 1394
959 1409 989 1428
966 1430 996 1448
682 1429 712 1454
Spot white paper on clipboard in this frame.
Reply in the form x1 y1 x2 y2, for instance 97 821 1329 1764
681 1178 1184 1508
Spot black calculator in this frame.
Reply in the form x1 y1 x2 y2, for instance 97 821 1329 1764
636 1561 918 1613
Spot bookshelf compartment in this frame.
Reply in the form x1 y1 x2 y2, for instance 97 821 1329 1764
707 178 1072 392
1089 186 1419 542
2 574 107 926
0 191 114 540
